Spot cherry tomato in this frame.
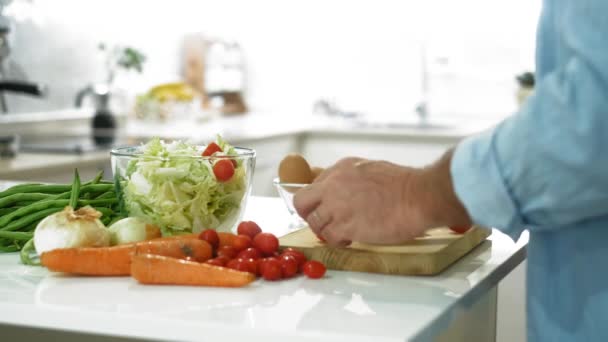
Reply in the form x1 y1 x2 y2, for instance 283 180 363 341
237 221 262 239
217 245 238 259
232 234 252 252
238 247 262 260
281 248 307 268
302 261 326 279
206 257 228 267
449 226 471 234
202 142 222 157
213 159 235 182
198 229 219 249
261 258 282 281
279 255 299 278
226 258 251 273
257 257 278 276
243 258 258 274
253 233 279 256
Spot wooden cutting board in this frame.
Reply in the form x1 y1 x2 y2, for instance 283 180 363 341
279 226 491 276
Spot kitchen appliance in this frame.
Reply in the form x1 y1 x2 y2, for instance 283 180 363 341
279 226 490 275
0 11 48 113
75 83 116 146
0 133 17 158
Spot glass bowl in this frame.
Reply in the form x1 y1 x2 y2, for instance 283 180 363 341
111 145 255 233
273 177 309 226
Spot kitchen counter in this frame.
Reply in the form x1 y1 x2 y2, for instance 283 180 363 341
0 194 527 342
123 113 497 144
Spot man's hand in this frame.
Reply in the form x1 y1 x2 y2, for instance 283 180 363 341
293 151 472 246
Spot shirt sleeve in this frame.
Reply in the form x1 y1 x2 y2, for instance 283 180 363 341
450 2 608 239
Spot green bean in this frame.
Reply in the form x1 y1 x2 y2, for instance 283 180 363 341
0 183 44 198
0 245 19 253
20 238 39 266
0 184 72 198
89 170 104 185
95 191 116 200
0 193 54 208
80 198 118 207
79 184 113 194
94 207 114 218
114 171 127 217
0 231 33 241
69 170 81 209
0 207 20 216
0 199 69 227
0 207 63 232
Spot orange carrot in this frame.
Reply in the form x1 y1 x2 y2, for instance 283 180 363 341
40 244 133 276
134 239 212 263
41 239 212 276
217 232 237 248
131 253 256 287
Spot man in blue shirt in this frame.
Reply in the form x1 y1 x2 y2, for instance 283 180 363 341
294 1 608 340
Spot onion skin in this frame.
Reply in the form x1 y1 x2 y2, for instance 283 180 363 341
34 206 110 255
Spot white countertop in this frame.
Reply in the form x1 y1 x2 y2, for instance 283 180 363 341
0 151 109 178
0 196 526 342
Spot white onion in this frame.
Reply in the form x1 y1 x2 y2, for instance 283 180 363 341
108 217 160 245
34 206 110 254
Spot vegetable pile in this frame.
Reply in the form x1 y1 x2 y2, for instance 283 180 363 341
37 219 326 287
0 170 125 263
119 137 248 235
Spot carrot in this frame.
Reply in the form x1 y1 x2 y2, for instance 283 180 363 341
135 239 212 263
41 239 212 276
217 232 237 248
40 244 133 276
131 253 256 287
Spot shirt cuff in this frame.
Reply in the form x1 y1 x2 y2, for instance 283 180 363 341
450 127 525 240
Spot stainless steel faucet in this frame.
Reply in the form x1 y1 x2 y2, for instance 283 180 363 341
415 42 430 124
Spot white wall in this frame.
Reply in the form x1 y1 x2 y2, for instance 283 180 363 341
4 0 539 119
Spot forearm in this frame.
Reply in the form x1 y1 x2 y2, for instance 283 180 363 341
414 149 472 229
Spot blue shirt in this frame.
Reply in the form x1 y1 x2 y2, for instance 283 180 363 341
451 1 608 341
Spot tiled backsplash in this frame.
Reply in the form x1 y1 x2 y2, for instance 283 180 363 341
2 0 539 118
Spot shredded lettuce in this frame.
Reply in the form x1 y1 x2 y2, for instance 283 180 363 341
120 137 247 235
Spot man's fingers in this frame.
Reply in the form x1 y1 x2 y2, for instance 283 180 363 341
321 223 352 247
293 183 323 221
306 207 332 233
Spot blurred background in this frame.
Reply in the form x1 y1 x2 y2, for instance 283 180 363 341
0 1 540 341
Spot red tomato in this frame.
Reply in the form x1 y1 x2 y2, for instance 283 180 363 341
206 257 228 267
238 247 262 260
202 142 222 157
302 261 326 279
237 221 262 239
279 255 299 278
261 258 282 281
449 226 471 234
253 233 279 256
281 249 307 268
213 159 235 182
217 245 238 259
226 258 250 273
243 258 258 274
198 229 219 250
233 234 252 252
257 257 278 276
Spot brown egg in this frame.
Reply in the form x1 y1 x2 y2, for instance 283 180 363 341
279 154 313 184
311 167 325 181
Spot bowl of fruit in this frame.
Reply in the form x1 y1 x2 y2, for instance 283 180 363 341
111 136 255 235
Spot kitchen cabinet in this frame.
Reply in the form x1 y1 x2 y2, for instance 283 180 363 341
233 134 302 197
301 131 461 168
0 152 111 183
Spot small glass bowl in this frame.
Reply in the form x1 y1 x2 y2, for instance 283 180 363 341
273 178 310 227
